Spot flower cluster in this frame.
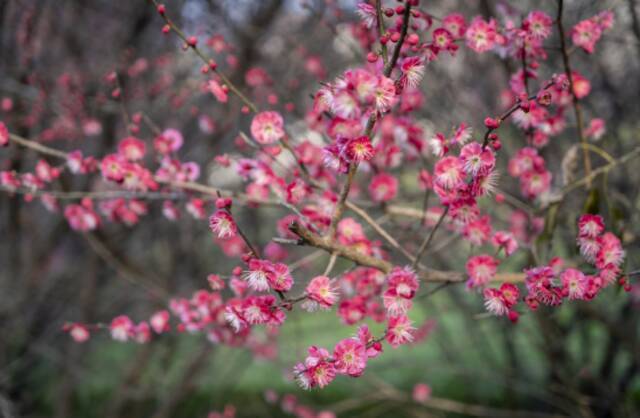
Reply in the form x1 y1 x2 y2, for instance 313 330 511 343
483 283 520 321
293 267 420 389
243 258 294 293
64 198 100 231
318 68 398 119
100 137 158 192
572 11 614 54
483 215 626 318
577 214 625 285
294 324 381 389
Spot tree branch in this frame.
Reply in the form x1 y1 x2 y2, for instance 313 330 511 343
557 0 592 188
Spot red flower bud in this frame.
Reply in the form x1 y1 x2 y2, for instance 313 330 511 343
216 197 232 209
537 90 552 106
484 117 500 129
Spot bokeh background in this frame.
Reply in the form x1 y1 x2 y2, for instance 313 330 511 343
1 0 640 417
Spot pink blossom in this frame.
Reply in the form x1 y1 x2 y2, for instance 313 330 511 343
463 216 492 246
459 142 495 176
251 111 285 144
333 338 367 377
161 129 184 152
150 310 170 334
400 57 425 88
162 201 180 221
432 28 455 53
386 315 415 347
337 217 366 245
596 232 625 269
434 156 464 190
357 324 383 358
355 2 376 28
578 236 601 264
451 123 473 146
500 283 520 308
101 154 126 183
578 214 605 238
208 79 228 103
67 323 90 343
35 160 61 183
572 18 602 54
523 11 553 40
585 118 606 140
560 268 588 300
267 262 294 292
337 297 366 325
491 231 519 256
344 136 375 162
209 210 237 239
243 259 274 292
117 137 146 161
306 276 338 309
186 197 206 219
386 267 419 299
64 203 100 231
413 383 432 403
525 266 563 306
465 17 497 53
368 172 398 203
483 283 519 316
110 315 134 341
373 76 398 112
483 287 509 316
383 289 413 316
295 346 336 389
134 321 152 343
466 255 499 288
520 169 552 199
443 13 467 38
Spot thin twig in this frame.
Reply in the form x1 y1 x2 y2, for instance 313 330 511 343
323 252 338 276
148 0 258 112
412 206 449 269
375 0 389 67
481 81 554 150
557 0 592 188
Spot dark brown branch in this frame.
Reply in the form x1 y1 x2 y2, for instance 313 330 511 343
289 220 524 284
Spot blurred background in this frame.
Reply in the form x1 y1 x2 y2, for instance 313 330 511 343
1 0 640 417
